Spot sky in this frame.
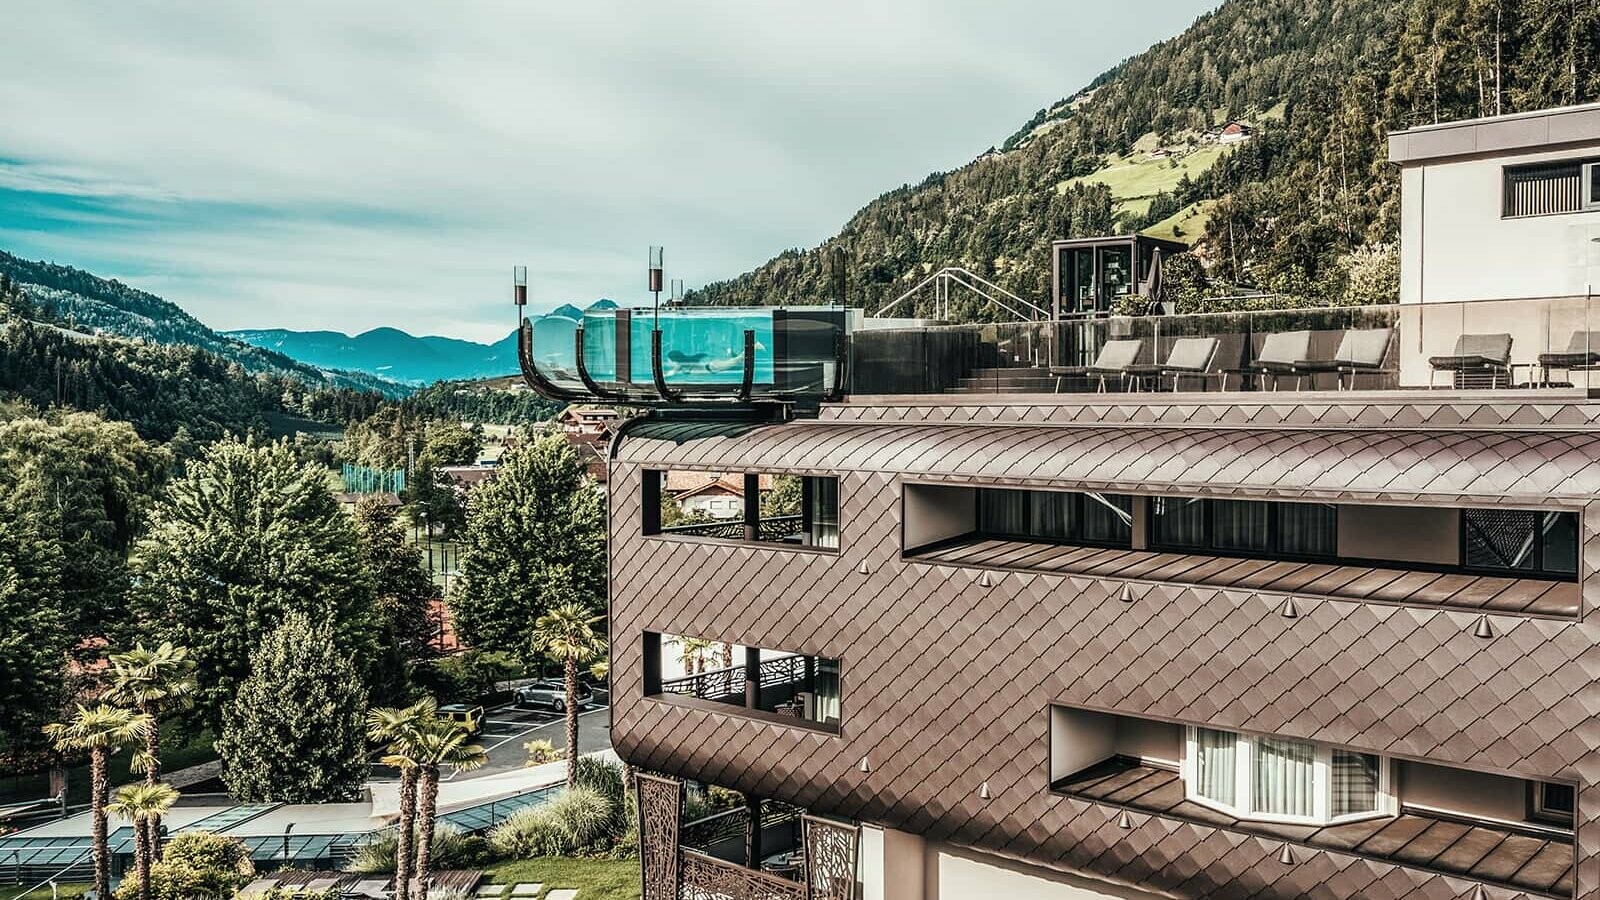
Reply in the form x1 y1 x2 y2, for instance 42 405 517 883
0 1 1217 343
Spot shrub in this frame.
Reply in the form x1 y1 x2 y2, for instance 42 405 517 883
114 831 254 900
571 756 624 809
488 786 616 858
346 826 492 874
522 739 563 766
253 889 336 900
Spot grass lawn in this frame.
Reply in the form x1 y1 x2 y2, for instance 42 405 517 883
1142 199 1217 243
1057 142 1229 211
0 726 216 805
0 884 91 900
484 857 640 900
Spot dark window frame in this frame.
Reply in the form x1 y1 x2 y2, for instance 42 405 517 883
973 487 1134 550
1148 497 1339 563
1501 157 1597 218
1459 508 1579 580
641 467 842 553
1528 781 1577 828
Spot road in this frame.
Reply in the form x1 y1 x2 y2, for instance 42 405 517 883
446 701 614 780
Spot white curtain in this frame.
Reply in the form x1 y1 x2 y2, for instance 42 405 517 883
1194 729 1237 807
1253 738 1315 817
1331 750 1380 817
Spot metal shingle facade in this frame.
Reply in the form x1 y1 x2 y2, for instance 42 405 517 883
609 398 1600 900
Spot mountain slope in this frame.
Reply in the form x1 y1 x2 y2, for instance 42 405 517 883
691 0 1600 316
227 326 521 384
0 250 404 396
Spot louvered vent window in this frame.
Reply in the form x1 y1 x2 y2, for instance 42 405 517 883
1502 159 1596 217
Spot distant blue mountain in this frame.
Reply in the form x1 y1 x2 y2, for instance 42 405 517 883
227 325 522 385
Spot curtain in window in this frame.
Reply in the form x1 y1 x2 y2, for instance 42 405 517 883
1082 493 1133 545
978 489 1029 538
1253 738 1315 817
1154 498 1207 550
811 657 841 725
1212 500 1270 553
1193 728 1237 807
1277 503 1337 557
1330 750 1380 817
1028 491 1075 541
808 477 840 550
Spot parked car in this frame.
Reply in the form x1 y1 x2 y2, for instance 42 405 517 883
438 703 484 736
516 679 592 712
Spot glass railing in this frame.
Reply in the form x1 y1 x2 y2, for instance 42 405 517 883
845 295 1600 396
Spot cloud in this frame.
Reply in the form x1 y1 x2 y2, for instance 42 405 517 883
0 0 1216 342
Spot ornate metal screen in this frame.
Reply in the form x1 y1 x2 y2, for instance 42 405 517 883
636 773 684 900
801 815 859 900
681 849 804 900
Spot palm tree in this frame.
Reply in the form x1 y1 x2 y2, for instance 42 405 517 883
530 603 605 788
366 698 436 900
107 782 179 900
44 705 153 900
668 635 714 677
104 641 196 858
408 716 486 900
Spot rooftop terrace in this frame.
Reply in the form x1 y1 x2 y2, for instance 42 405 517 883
518 294 1600 409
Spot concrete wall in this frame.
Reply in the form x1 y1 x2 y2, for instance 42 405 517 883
1337 504 1459 566
1399 759 1528 825
902 484 975 550
1050 707 1117 782
1400 148 1600 305
860 825 926 900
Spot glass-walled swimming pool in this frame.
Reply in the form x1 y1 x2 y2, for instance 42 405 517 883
522 303 851 404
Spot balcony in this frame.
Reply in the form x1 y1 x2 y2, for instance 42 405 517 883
645 635 842 734
517 294 1600 407
1054 757 1576 899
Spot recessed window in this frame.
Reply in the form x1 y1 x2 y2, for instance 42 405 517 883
1532 781 1576 827
1503 158 1596 216
1463 509 1578 577
1183 727 1392 826
1151 498 1337 559
643 469 839 551
976 488 1133 547
644 632 841 733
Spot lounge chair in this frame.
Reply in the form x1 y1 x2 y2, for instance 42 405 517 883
1222 331 1312 390
1537 331 1600 384
1428 333 1513 388
1121 337 1221 391
1050 339 1144 392
1288 327 1395 390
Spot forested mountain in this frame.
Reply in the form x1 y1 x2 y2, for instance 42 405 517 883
228 326 521 384
690 0 1600 316
0 250 401 395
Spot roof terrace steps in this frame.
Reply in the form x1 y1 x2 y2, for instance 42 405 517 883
907 537 1580 619
1055 757 1576 898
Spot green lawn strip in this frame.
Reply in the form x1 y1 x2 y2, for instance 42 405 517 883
0 727 216 805
484 857 640 900
1141 199 1217 243
1057 142 1229 204
0 883 92 900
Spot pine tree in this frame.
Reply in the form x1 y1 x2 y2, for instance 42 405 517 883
130 438 379 731
216 611 370 802
448 431 604 655
354 497 437 703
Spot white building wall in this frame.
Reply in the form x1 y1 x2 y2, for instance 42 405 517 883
1400 147 1600 305
859 824 1169 900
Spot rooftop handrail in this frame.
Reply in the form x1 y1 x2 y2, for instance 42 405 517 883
875 266 1050 321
